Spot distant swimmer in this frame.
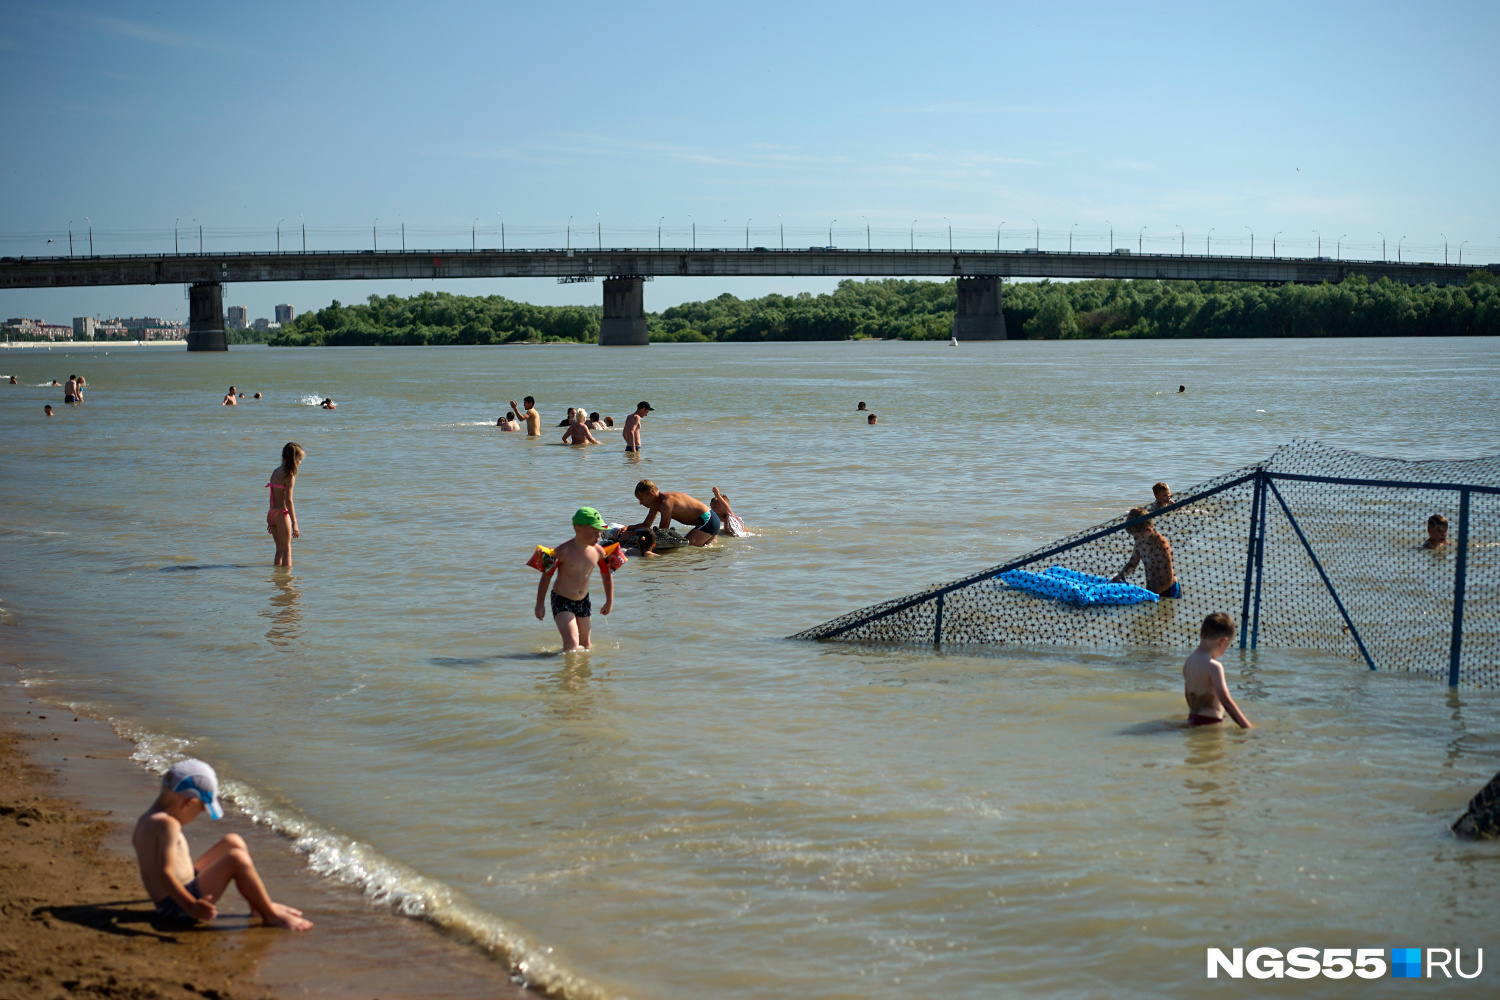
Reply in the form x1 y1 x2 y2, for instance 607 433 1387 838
1152 482 1173 510
557 407 577 428
509 396 541 436
498 411 519 431
9 376 17 384
266 442 304 568
1111 507 1179 597
1177 385 1186 393
64 375 78 403
1423 514 1449 550
623 401 652 452
867 413 878 425
320 398 336 409
43 404 53 417
50 379 61 386
587 411 606 430
1183 613 1253 728
603 415 615 428
710 487 748 537
532 507 615 652
222 391 238 406
562 411 601 445
253 392 262 399
631 479 718 547
857 401 867 411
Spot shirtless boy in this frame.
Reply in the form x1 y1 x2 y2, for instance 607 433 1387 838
710 486 747 537
562 412 601 445
1183 613 1253 728
1422 514 1449 549
1111 507 1179 597
534 507 615 651
1152 482 1173 509
631 479 719 547
132 758 312 930
498 411 519 431
622 401 652 452
509 396 542 436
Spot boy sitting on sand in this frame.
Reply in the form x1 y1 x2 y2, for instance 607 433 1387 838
1111 507 1179 597
1183 613 1253 729
534 507 615 651
132 759 312 930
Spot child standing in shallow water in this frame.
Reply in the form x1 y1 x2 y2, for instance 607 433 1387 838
1183 612 1253 729
266 442 303 567
534 507 615 651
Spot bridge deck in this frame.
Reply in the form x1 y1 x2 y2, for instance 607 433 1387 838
0 248 1485 289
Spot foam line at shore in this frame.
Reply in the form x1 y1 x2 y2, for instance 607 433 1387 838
62 702 616 1000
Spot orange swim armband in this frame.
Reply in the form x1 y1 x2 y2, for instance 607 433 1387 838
600 542 627 573
526 545 558 572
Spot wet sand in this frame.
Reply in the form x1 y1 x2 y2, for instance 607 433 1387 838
0 664 533 1000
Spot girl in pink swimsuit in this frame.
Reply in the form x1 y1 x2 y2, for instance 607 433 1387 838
266 442 304 567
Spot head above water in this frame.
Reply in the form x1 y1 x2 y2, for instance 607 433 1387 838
281 441 305 476
1200 612 1236 643
1153 482 1171 499
857 401 867 410
867 413 877 424
590 412 601 422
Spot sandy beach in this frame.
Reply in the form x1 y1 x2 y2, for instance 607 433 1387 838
0 664 533 1000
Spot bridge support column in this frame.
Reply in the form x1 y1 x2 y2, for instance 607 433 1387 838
599 276 649 346
952 276 1008 341
187 282 228 351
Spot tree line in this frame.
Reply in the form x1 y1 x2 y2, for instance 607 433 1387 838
266 272 1500 346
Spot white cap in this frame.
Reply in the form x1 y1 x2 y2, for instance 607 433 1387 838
166 758 224 820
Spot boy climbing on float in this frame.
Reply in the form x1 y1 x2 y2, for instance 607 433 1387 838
530 507 622 651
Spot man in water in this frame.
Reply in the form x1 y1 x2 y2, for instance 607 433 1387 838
64 375 78 403
857 401 867 411
630 479 718 547
222 390 238 406
1111 507 1179 597
623 401 652 452
320 398 336 410
1422 514 1449 550
1183 613 1252 728
509 396 541 436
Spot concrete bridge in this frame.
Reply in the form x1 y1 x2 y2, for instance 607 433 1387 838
1 247 1485 350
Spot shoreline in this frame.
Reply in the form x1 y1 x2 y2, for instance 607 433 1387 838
0 663 533 1000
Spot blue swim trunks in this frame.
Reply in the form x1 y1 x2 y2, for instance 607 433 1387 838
1162 581 1182 599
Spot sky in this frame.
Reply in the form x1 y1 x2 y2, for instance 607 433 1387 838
2 0 1497 324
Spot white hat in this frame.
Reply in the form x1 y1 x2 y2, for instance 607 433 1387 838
166 758 224 820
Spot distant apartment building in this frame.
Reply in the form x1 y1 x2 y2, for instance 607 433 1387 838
3 318 73 341
73 316 97 340
252 318 282 333
274 304 295 324
226 306 248 329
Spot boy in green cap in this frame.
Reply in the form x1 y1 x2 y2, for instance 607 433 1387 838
534 507 615 651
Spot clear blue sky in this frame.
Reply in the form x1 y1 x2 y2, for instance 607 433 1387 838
3 1 1496 324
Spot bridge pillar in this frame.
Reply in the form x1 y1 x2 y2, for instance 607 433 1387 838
952 276 1008 341
187 282 228 351
599 276 649 346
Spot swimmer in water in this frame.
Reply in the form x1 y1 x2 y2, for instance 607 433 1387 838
557 407 576 428
65 375 79 403
8 376 16 384
1422 514 1449 550
253 392 262 399
509 396 541 436
857 401 867 411
603 415 615 428
44 404 53 416
623 402 652 452
498 411 519 431
867 413 877 425
631 479 718 547
710 487 748 537
222 391 238 406
1111 507 1179 597
320 398 336 410
1177 385 1186 393
622 527 660 558
533 507 615 652
1183 613 1252 728
266 442 303 568
562 411 600 445
1152 482 1173 510
587 411 606 430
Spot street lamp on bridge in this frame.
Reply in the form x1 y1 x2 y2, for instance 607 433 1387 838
1441 234 1447 265
1398 236 1406 263
1273 232 1282 258
1106 220 1112 252
1206 228 1214 256
910 220 917 250
1312 230 1320 257
1378 232 1386 261
473 218 479 252
1070 223 1077 253
567 216 573 250
500 213 506 251
689 215 694 249
1244 226 1253 257
1175 224 1183 256
996 222 1004 252
277 219 284 253
944 217 951 252
778 214 783 250
1460 240 1467 266
1139 225 1146 254
87 217 93 256
1031 219 1038 249
372 219 377 252
173 219 178 255
862 216 869 250
748 218 754 250
300 214 305 253
659 216 664 250
829 219 836 246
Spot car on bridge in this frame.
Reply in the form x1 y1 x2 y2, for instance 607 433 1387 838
1112 248 1132 255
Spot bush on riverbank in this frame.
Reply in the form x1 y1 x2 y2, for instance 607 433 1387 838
268 273 1500 346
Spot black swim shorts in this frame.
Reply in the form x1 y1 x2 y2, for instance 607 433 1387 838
154 876 204 923
691 509 722 538
551 591 591 618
